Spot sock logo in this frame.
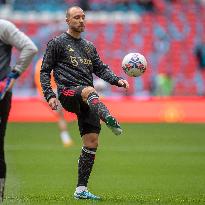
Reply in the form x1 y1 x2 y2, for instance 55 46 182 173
91 98 99 105
87 93 99 105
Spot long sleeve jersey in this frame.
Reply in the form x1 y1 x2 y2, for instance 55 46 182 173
0 19 38 80
40 32 122 101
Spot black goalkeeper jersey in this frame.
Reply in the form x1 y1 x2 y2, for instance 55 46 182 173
40 32 121 101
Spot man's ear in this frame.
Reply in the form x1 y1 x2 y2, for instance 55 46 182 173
66 18 70 25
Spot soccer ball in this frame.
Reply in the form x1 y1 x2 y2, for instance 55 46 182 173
122 53 147 77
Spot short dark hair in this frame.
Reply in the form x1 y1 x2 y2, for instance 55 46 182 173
66 6 82 19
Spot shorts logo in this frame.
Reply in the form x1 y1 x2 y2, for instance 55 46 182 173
63 89 76 96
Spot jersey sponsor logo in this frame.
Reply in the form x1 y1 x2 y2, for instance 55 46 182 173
70 56 78 66
70 56 92 67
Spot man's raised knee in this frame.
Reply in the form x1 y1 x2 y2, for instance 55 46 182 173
81 86 97 102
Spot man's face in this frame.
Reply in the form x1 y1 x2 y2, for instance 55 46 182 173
67 8 85 33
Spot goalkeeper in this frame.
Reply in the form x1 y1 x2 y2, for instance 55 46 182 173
0 19 38 202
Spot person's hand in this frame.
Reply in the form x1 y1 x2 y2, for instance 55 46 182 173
118 79 129 89
7 78 16 91
48 97 59 110
0 77 15 100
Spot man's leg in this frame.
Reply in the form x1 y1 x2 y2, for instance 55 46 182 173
81 86 122 135
59 88 101 199
74 132 100 200
0 92 12 202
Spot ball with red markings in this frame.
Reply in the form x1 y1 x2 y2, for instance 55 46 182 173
122 53 147 77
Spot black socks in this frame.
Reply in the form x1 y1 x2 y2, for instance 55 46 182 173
77 147 97 187
87 92 110 122
0 178 5 203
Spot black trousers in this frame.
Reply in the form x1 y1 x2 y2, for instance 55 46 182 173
0 92 12 178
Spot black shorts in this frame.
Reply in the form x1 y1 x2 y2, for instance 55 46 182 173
59 86 101 136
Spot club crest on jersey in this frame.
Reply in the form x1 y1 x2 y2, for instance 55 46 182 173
84 46 92 54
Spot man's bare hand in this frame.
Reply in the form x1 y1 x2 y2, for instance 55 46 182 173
48 97 59 110
118 79 129 89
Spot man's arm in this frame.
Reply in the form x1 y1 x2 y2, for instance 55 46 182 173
0 20 38 75
40 39 60 103
0 20 38 100
92 45 129 88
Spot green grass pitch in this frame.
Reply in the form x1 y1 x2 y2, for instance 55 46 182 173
3 122 205 205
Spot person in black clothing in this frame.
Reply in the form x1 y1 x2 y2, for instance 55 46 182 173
0 19 38 202
40 6 129 200
195 37 205 95
195 39 205 71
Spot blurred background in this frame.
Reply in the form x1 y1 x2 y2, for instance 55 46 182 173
1 0 205 122
2 2 205 204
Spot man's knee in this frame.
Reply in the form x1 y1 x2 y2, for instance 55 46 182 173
82 133 99 148
85 138 99 148
81 86 97 102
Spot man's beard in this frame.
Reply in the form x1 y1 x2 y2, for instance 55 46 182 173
72 26 85 33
